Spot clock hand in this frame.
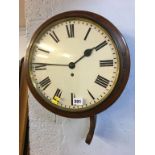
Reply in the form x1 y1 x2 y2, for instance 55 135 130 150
68 47 95 69
32 63 68 66
75 47 95 64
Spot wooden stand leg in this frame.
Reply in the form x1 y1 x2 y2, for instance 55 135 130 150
19 57 29 155
85 115 97 144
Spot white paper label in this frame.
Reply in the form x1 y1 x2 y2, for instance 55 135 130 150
73 98 83 105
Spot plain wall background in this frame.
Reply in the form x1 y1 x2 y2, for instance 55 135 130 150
25 0 135 154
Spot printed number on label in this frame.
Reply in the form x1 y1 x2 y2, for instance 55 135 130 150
73 98 83 105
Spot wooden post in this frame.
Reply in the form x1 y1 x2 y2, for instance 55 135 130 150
19 57 29 155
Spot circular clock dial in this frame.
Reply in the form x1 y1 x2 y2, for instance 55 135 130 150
28 17 120 112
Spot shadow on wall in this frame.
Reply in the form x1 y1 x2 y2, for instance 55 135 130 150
94 34 135 144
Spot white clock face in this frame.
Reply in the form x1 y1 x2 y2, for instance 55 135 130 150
28 17 120 112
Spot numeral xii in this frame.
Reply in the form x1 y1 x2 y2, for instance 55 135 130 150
66 24 74 38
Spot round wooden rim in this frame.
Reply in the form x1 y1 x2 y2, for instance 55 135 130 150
25 10 130 118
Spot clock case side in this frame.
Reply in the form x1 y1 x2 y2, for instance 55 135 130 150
25 11 130 118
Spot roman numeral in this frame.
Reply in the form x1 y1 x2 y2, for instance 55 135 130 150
53 88 62 98
38 48 50 53
51 88 62 105
100 60 113 67
49 31 60 43
87 90 95 100
71 93 75 105
95 41 108 51
84 28 91 40
66 24 74 38
39 76 51 90
34 64 47 70
95 75 110 88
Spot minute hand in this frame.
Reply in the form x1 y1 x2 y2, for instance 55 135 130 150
32 63 68 66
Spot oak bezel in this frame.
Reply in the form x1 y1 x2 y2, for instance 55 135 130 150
25 10 130 118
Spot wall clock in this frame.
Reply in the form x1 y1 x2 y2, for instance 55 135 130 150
24 10 130 145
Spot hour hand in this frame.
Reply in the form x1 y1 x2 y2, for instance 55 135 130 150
73 47 95 65
84 48 95 57
95 40 107 51
83 40 108 56
84 40 108 54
